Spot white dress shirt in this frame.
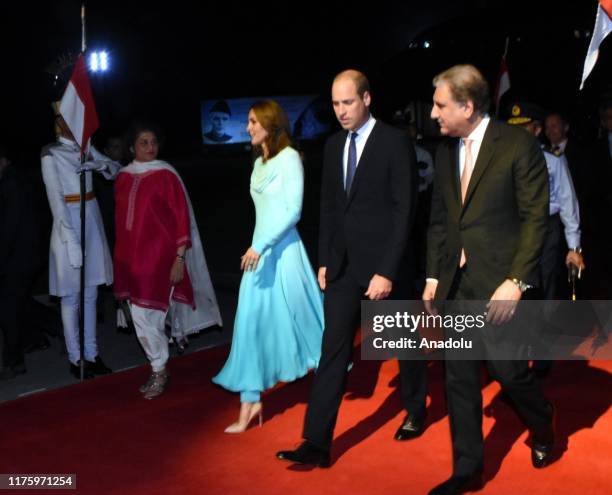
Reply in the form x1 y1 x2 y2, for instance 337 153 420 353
342 115 376 185
426 116 491 284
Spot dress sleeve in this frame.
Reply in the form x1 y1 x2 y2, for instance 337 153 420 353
251 151 303 254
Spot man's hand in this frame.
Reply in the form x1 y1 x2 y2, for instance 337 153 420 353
240 247 261 271
486 279 522 325
566 251 585 275
365 274 393 301
318 267 327 291
422 280 438 315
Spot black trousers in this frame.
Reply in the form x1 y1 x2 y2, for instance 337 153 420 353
445 267 554 476
540 214 564 300
0 272 33 369
303 267 427 450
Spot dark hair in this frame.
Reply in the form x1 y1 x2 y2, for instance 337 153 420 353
250 100 293 162
545 110 569 125
433 64 490 115
0 143 8 160
210 100 231 116
125 121 164 155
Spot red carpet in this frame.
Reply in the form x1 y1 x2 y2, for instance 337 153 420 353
1 347 611 495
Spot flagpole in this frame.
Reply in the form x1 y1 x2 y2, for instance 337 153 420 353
495 37 511 118
78 2 87 382
81 4 86 53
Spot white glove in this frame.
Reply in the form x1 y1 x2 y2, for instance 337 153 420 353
76 160 108 173
67 241 83 268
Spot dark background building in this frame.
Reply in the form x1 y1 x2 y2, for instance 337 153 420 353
1 0 609 161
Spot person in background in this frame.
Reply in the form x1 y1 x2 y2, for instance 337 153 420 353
544 111 594 231
114 122 222 400
0 145 44 379
508 102 584 298
507 101 585 377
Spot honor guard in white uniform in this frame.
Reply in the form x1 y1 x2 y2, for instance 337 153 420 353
41 103 121 378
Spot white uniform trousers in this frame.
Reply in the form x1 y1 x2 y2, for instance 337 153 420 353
130 303 169 373
61 286 98 365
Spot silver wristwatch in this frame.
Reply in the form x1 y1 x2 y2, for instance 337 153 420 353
510 278 529 293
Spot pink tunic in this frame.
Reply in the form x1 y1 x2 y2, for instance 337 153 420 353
114 168 194 311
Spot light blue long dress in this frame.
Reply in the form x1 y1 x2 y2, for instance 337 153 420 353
212 147 324 402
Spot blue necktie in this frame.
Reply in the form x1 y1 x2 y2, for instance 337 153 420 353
345 131 358 193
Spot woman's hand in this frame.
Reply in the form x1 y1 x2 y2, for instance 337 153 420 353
170 256 185 284
240 247 261 271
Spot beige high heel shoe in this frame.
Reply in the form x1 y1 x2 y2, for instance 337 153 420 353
224 402 263 433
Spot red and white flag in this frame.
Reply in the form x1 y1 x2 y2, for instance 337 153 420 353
59 53 99 155
494 55 511 115
581 0 612 89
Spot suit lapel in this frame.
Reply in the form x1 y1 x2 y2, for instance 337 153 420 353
333 131 348 202
345 121 379 206
461 120 500 212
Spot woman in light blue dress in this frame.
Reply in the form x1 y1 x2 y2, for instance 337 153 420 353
213 100 324 433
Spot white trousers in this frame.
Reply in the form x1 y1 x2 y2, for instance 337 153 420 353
61 286 98 365
130 303 169 373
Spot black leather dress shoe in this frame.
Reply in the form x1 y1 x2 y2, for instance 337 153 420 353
429 472 483 495
394 413 425 441
531 441 553 468
276 441 330 467
532 403 555 468
86 356 112 375
70 361 94 380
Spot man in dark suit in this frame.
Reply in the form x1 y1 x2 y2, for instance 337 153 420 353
276 69 426 466
424 65 555 495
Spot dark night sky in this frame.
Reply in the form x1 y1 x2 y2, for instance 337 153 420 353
1 0 610 162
